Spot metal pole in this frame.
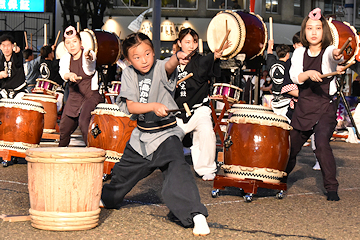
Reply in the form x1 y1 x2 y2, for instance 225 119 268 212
152 0 161 59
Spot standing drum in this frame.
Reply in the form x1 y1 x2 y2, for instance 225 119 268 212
87 103 137 179
223 109 292 183
207 10 267 60
212 83 242 103
22 93 58 133
0 99 44 152
26 147 105 231
328 18 359 64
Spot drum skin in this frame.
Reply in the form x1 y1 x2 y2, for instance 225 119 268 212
224 122 290 171
329 20 359 64
0 105 44 145
236 11 267 60
87 113 136 157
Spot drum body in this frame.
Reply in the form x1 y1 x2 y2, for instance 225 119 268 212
26 147 105 231
32 78 59 96
107 81 121 96
22 93 58 133
212 83 242 103
87 104 137 175
207 10 267 60
223 110 291 183
0 99 44 152
229 103 273 113
328 19 359 63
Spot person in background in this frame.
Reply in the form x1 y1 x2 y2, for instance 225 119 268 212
0 34 26 99
23 48 41 92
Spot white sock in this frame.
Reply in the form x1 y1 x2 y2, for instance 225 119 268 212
193 214 210 236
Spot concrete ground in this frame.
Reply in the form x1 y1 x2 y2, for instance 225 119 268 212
1 138 360 240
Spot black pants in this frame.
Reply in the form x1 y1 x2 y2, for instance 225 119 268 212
101 136 208 227
285 102 339 192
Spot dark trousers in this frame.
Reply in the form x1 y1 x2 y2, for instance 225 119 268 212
58 97 100 147
101 136 208 227
285 103 339 192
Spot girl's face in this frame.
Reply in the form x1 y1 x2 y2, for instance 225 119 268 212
305 19 323 47
126 41 155 75
179 33 198 55
64 37 82 56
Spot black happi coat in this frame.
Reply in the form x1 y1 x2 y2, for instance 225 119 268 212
175 52 220 122
0 51 25 90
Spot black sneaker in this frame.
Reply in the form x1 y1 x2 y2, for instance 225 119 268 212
327 191 340 201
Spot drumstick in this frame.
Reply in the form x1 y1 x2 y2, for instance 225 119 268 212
177 73 193 85
339 37 352 54
269 17 273 40
77 22 80 32
54 30 61 46
30 33 33 49
319 61 355 78
219 29 231 50
24 31 28 49
183 103 191 116
166 103 192 116
75 76 82 80
44 24 47 45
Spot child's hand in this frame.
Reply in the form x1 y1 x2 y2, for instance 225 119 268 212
176 51 190 65
68 72 81 82
333 48 343 60
307 70 323 82
214 40 231 59
84 50 93 61
0 70 8 78
152 103 169 117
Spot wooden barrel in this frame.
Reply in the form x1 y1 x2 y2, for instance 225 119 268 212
26 147 105 231
22 93 58 133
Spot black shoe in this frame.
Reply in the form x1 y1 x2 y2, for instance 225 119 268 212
327 191 340 201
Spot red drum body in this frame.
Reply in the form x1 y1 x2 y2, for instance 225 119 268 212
22 94 58 133
87 104 137 176
212 83 242 103
328 19 359 63
33 78 59 96
0 99 44 152
56 29 121 67
207 10 267 60
223 109 291 183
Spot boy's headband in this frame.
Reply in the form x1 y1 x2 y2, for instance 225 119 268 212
64 26 77 39
308 8 322 20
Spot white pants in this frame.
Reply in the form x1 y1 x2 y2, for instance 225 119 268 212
176 106 217 176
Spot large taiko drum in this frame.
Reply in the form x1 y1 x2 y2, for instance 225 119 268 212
56 29 121 67
207 10 267 60
223 109 292 183
87 103 137 179
328 18 359 63
0 99 44 152
228 103 273 113
22 93 58 133
26 147 105 231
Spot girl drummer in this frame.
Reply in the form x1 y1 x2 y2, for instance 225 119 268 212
286 8 343 201
174 28 229 181
58 26 103 146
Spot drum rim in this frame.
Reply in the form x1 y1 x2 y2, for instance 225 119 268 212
36 78 60 87
213 83 243 91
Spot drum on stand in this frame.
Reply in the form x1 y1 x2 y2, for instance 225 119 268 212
212 83 242 103
87 103 137 180
328 18 359 64
26 147 105 231
32 78 59 96
22 93 58 133
207 10 267 60
223 109 291 183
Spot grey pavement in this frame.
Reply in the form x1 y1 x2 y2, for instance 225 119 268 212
1 139 360 240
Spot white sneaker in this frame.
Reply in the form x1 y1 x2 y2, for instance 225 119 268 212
202 173 216 181
193 214 210 236
313 161 321 171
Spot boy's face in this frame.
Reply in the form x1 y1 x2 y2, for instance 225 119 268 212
0 40 14 57
126 41 155 75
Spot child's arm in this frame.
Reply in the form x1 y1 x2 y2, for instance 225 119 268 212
126 100 169 117
165 51 188 75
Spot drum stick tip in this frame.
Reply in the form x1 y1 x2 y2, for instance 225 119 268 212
183 103 191 116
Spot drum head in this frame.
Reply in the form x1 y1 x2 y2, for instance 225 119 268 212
55 41 67 60
207 10 245 59
80 31 95 52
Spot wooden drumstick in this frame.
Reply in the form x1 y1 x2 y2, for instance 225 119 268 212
339 37 352 54
177 73 193 85
319 61 355 78
24 31 28 49
219 29 231 50
54 30 61 47
44 23 47 45
166 103 192 116
269 17 273 40
30 33 33 49
183 103 191 116
75 76 82 80
77 22 80 32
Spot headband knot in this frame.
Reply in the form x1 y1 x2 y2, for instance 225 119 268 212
64 26 77 39
308 8 322 20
